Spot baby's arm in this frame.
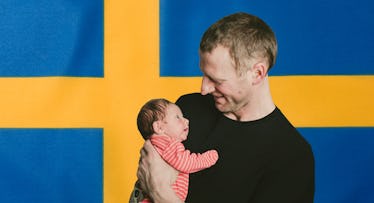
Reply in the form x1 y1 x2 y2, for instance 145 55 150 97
160 141 219 173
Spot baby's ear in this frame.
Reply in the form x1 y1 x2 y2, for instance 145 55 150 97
152 121 163 134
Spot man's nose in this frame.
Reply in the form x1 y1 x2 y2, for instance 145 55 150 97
201 76 214 95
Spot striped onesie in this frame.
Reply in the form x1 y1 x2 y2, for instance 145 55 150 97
143 134 219 202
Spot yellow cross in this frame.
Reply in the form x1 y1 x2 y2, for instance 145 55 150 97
0 1 372 202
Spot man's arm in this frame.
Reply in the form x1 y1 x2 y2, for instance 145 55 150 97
137 140 183 203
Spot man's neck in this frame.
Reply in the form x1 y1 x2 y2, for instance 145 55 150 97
224 100 275 122
224 78 275 122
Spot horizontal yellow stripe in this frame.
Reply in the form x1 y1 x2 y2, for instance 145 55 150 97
0 77 106 127
269 75 374 127
1 75 370 127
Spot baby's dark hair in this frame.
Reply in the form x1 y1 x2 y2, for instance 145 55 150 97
137 98 172 140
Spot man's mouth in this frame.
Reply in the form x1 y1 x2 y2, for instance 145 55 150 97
213 95 225 103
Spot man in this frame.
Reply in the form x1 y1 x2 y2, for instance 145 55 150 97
137 12 314 203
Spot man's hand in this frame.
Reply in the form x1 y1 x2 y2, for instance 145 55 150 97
137 140 182 203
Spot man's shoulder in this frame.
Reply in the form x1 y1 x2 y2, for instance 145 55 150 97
269 108 312 151
176 93 213 109
176 93 204 103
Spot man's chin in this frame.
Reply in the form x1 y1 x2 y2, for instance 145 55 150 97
215 104 229 113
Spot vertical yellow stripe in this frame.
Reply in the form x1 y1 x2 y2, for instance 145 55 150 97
105 0 160 202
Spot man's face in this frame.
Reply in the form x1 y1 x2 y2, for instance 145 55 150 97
199 45 254 115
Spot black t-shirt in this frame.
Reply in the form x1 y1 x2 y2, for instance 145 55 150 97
176 93 314 203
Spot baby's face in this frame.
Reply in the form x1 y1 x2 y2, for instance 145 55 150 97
161 104 189 142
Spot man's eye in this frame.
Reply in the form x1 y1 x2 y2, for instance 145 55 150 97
213 79 223 85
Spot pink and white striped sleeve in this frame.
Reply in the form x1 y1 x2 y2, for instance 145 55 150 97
160 140 219 173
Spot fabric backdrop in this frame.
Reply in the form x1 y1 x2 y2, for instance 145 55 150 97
0 0 373 202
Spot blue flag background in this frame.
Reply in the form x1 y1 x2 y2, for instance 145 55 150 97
0 0 103 77
0 129 102 203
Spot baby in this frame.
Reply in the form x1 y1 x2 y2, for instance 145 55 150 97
130 98 219 202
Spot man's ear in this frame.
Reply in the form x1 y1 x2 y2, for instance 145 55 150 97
152 121 163 134
251 62 267 85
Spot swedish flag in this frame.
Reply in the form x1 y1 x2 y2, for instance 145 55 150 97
0 1 373 203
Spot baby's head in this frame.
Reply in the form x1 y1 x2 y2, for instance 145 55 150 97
137 98 189 141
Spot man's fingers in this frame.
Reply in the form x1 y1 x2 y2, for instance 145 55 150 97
140 140 159 165
137 140 155 192
137 156 148 192
143 140 154 151
136 167 145 189
140 140 153 157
